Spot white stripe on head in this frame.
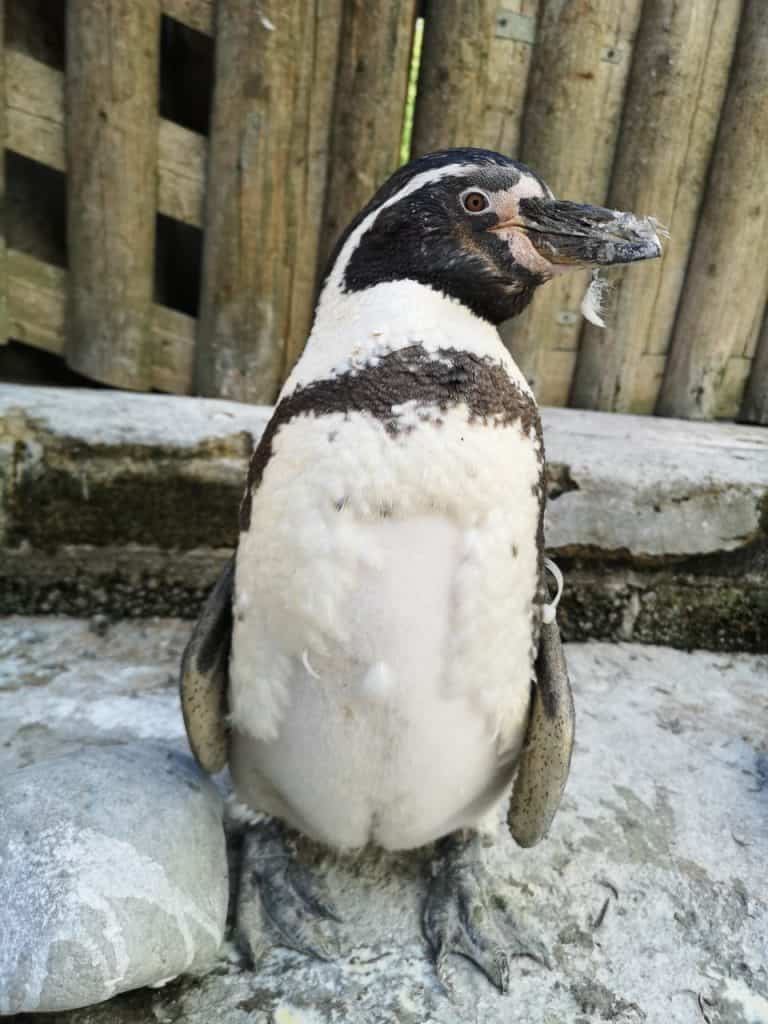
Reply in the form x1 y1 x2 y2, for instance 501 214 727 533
323 163 471 297
513 173 554 202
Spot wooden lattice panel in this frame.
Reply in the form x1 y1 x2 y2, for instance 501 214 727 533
1 0 766 420
1 0 212 393
0 0 418 402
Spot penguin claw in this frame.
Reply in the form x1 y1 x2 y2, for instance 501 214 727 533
435 940 511 997
236 819 344 963
422 833 547 995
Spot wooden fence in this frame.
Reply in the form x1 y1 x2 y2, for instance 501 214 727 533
1 0 767 422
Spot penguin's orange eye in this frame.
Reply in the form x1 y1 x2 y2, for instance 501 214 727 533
463 191 490 214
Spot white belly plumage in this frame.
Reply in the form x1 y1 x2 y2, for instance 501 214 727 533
229 408 541 851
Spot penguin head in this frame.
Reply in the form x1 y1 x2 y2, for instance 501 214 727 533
325 148 662 326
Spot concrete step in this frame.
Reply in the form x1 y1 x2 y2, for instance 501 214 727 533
1 385 766 651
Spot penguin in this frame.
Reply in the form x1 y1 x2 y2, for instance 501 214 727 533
180 148 662 991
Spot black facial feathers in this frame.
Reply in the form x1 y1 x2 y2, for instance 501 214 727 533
324 148 524 274
322 149 550 325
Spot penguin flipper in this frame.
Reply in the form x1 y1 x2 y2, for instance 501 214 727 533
507 618 575 848
180 557 234 773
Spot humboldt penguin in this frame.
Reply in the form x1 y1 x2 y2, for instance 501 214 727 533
181 148 662 990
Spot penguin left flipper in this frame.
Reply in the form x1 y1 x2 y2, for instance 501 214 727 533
179 557 234 773
507 617 575 848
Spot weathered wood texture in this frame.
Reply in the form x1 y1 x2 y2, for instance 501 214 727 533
5 0 65 67
1 0 766 424
6 248 195 392
657 0 768 420
0 2 7 348
64 0 161 390
195 0 343 404
6 51 206 227
410 0 538 160
6 52 65 171
741 308 768 424
319 0 418 274
500 0 643 404
162 0 214 35
571 0 743 414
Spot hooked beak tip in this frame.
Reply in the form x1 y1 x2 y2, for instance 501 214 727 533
601 212 664 264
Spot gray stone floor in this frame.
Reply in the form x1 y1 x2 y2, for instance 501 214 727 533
1 617 767 1023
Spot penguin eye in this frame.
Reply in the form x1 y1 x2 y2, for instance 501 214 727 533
462 190 490 214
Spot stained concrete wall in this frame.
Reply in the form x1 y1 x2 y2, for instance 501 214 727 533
1 385 766 651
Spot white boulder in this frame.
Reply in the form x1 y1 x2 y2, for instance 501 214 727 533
0 743 228 1014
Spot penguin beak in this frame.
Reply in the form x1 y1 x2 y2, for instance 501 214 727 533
494 197 663 267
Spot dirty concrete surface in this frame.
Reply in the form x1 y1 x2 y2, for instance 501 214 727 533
2 386 766 651
0 616 766 1023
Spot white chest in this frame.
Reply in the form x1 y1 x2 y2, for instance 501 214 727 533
228 404 542 850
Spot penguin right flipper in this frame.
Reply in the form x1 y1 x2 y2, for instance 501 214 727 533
507 618 575 848
180 557 234 773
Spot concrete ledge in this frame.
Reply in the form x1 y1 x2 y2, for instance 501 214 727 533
1 385 766 651
541 408 767 651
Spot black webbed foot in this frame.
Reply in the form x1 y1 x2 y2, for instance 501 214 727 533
236 819 343 963
422 832 549 994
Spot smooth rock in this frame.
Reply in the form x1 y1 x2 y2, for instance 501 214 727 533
0 743 229 1014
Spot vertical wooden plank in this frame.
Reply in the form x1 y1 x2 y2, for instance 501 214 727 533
500 0 643 404
318 0 418 275
0 0 8 348
410 0 539 160
657 0 768 421
282 0 345 378
65 0 161 390
740 306 768 424
195 0 343 403
571 0 743 415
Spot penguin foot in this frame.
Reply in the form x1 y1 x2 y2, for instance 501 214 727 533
236 819 343 964
422 832 549 995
